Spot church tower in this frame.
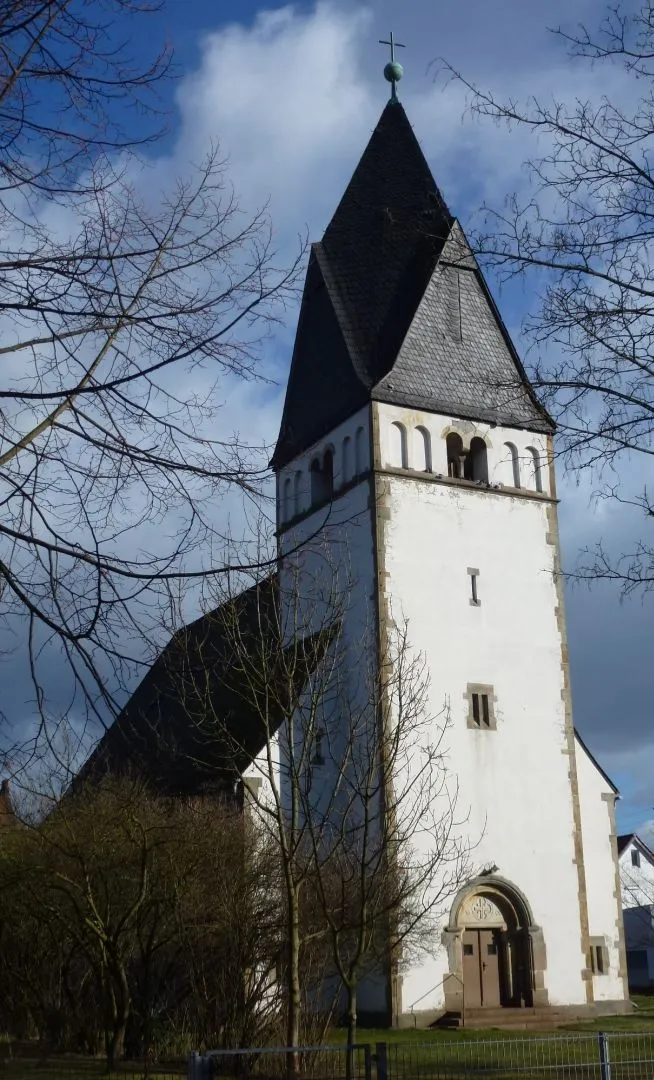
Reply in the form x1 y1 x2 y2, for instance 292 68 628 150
272 72 629 1025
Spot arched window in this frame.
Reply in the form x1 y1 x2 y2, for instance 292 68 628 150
391 421 408 469
293 470 302 516
342 435 353 485
282 476 292 522
355 426 366 474
505 442 520 488
468 437 489 483
310 449 334 505
446 432 465 478
527 447 543 492
416 426 432 472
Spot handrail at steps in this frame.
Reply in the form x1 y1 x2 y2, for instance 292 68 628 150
408 973 464 1027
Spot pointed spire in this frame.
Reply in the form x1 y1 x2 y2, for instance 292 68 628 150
321 101 453 377
271 98 552 471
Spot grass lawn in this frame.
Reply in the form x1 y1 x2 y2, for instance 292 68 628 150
3 1001 654 1080
326 993 654 1042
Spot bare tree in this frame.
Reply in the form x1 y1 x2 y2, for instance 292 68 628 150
0 0 303 759
0 775 282 1064
302 621 471 1057
116 539 471 1073
182 568 343 1077
440 2 654 592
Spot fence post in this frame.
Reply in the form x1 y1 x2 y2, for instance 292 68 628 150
363 1044 372 1080
598 1032 611 1080
376 1043 388 1080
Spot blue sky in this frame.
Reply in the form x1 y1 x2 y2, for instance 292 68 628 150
7 0 653 834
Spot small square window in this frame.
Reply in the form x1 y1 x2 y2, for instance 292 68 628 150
463 944 474 956
471 692 490 728
632 849 641 868
466 685 496 730
590 940 608 976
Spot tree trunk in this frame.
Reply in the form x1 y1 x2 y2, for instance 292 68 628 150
345 982 357 1080
104 962 130 1070
106 1020 126 1071
286 887 301 1080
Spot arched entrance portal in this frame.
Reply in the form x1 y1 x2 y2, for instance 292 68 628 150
443 878 546 1012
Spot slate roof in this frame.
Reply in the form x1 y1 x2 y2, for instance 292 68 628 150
272 100 553 469
79 577 329 797
574 728 619 796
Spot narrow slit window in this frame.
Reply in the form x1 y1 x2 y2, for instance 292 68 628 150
595 947 604 975
472 693 480 727
468 568 480 606
471 693 490 728
481 695 490 727
312 728 325 767
632 849 641 868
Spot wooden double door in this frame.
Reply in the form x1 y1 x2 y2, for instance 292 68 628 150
462 928 503 1008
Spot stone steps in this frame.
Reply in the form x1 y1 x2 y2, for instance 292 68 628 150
436 1006 589 1031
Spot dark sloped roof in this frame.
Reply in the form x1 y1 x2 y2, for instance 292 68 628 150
272 101 553 469
574 727 619 795
79 577 329 797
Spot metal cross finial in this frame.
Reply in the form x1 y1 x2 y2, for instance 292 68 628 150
379 32 405 102
379 31 405 64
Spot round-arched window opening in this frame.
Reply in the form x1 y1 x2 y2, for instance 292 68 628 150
310 449 334 505
446 432 464 478
468 437 488 483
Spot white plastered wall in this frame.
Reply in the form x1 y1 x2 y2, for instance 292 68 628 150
375 400 588 1012
575 737 625 1002
276 406 389 1015
272 396 626 1018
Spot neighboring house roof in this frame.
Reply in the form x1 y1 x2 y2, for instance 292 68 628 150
271 100 553 470
79 576 330 797
618 833 654 864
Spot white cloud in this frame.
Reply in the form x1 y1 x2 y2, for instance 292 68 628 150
174 4 377 236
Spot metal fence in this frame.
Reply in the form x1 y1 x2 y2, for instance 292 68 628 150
0 1066 185 1080
190 1045 372 1080
190 1032 654 1080
380 1032 654 1079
